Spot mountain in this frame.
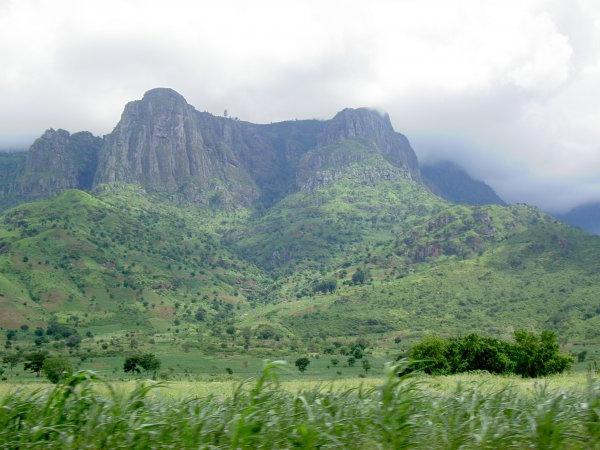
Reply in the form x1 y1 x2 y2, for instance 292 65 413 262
0 88 599 361
2 89 420 210
421 161 506 206
0 152 26 210
559 202 600 235
21 129 102 199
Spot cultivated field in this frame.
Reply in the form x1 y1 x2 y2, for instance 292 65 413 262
0 363 598 448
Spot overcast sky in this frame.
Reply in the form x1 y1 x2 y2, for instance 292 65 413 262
1 0 599 212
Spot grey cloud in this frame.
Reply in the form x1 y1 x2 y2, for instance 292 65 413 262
1 0 599 212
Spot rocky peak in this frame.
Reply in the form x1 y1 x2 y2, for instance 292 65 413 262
94 88 259 206
20 128 102 198
319 107 420 181
6 88 425 208
324 108 394 142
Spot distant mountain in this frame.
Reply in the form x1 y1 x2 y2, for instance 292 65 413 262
0 88 599 358
421 161 506 206
1 88 420 210
559 202 600 235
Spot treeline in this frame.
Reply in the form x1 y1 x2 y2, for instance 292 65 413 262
407 330 573 377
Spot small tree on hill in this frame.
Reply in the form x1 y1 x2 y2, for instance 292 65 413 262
123 353 161 378
42 356 73 383
23 351 48 377
2 353 21 373
351 268 369 285
295 357 310 373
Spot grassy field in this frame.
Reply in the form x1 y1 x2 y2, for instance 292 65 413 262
0 369 594 398
0 364 598 448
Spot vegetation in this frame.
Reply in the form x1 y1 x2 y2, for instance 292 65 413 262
294 357 310 373
0 139 599 377
0 364 599 448
41 355 72 383
123 353 161 378
408 331 573 377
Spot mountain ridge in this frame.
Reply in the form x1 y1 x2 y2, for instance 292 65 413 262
0 88 599 360
1 88 422 210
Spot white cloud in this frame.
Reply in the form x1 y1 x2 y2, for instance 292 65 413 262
0 0 599 210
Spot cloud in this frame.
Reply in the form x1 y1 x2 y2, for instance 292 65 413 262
0 0 599 211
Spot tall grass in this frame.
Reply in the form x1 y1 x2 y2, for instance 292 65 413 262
0 361 598 449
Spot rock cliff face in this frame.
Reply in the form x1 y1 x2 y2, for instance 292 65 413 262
296 138 411 192
20 129 102 198
95 88 257 205
2 88 423 209
319 108 420 181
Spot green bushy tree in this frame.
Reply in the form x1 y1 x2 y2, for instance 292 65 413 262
42 356 73 383
512 330 573 378
408 331 572 377
295 357 310 373
23 351 48 377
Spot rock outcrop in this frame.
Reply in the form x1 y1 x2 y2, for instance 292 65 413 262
20 129 102 198
2 88 424 209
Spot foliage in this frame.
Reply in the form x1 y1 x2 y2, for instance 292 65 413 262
23 351 48 376
408 331 573 377
312 278 337 294
123 353 161 377
294 357 310 373
512 330 574 378
42 356 73 383
0 365 599 448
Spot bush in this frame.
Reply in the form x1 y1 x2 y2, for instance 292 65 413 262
351 268 370 285
408 336 451 375
23 351 48 376
313 278 337 294
512 330 573 378
123 352 161 377
42 356 73 383
408 331 572 377
295 357 310 373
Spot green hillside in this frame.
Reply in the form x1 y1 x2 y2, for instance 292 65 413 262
0 186 269 333
0 137 599 366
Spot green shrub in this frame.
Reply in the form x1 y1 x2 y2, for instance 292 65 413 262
408 331 572 377
42 356 73 383
408 336 451 375
512 330 574 377
313 278 337 294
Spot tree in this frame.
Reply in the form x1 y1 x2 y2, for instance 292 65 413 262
66 334 82 349
295 357 310 373
408 336 451 375
407 331 573 377
313 278 337 294
139 353 161 376
42 356 73 383
330 358 339 367
2 353 21 373
351 268 369 285
347 356 356 367
124 355 142 374
23 351 48 376
512 330 573 378
123 353 161 378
